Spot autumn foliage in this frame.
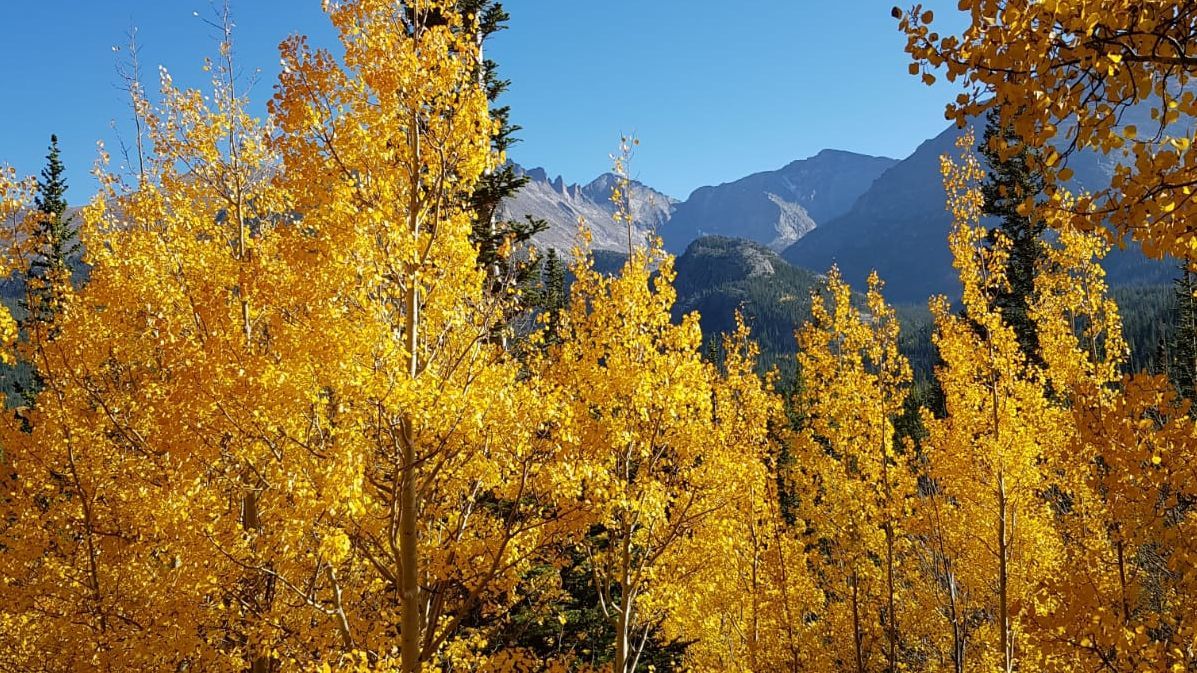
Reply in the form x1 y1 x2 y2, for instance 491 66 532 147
1 1 1196 672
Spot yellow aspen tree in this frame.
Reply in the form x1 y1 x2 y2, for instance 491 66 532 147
897 1 1197 264
0 15 332 669
659 318 822 673
789 266 916 673
1026 374 1197 672
0 3 571 672
745 488 825 673
1030 219 1128 402
540 236 752 673
0 169 30 358
1027 212 1197 671
921 133 1068 673
269 2 578 670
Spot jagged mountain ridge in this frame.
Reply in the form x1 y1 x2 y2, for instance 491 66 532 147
503 149 897 258
498 164 677 254
510 116 1177 304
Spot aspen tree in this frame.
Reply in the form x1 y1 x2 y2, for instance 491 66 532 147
790 267 916 673
1029 206 1197 672
0 10 325 669
899 1 1197 264
270 2 577 670
540 234 763 673
922 133 1067 672
0 3 573 672
661 319 822 673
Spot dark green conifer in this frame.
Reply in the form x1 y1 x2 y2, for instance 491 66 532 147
1171 265 1197 404
978 108 1048 364
3 135 81 408
463 1 547 293
25 134 80 328
540 248 567 343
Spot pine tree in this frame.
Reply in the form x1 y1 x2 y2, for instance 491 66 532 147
464 0 547 298
979 108 1047 364
1171 265 1197 404
25 134 80 329
540 247 566 343
7 135 81 407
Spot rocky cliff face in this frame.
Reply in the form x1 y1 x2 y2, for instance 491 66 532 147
498 165 677 255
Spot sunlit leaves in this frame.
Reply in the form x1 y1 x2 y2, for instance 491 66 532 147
899 0 1197 264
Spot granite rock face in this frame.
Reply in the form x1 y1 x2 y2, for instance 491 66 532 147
498 164 677 255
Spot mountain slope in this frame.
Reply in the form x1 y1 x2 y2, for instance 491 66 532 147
783 123 1175 303
498 165 676 254
661 150 897 252
672 236 824 361
781 127 961 303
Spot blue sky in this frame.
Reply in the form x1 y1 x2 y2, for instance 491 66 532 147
0 1 963 202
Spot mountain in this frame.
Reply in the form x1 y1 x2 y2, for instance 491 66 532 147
783 122 1176 303
780 127 962 303
672 236 824 364
498 165 677 254
660 150 898 252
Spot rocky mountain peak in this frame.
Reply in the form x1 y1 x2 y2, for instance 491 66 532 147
499 163 677 254
659 150 897 253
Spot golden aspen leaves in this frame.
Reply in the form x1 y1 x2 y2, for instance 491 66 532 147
899 0 1197 263
0 2 1195 672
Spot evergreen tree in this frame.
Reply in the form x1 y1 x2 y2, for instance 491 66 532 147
979 108 1048 364
25 134 80 328
463 0 547 294
5 135 81 407
540 247 566 343
1171 265 1197 404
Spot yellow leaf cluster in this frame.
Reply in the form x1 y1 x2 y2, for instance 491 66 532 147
899 0 1197 264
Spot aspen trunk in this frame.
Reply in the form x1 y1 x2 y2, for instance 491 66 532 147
1116 538 1131 623
615 530 633 673
242 490 269 673
881 415 899 673
885 522 898 672
400 114 424 673
615 597 631 673
998 473 1012 673
852 570 865 673
750 522 761 673
236 170 270 673
948 568 964 673
988 337 1011 673
932 492 964 673
399 433 420 673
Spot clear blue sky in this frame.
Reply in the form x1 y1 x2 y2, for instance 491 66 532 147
0 1 963 202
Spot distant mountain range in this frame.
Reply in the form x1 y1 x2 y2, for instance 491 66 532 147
781 121 1173 302
661 150 897 252
499 165 676 254
506 121 1177 304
